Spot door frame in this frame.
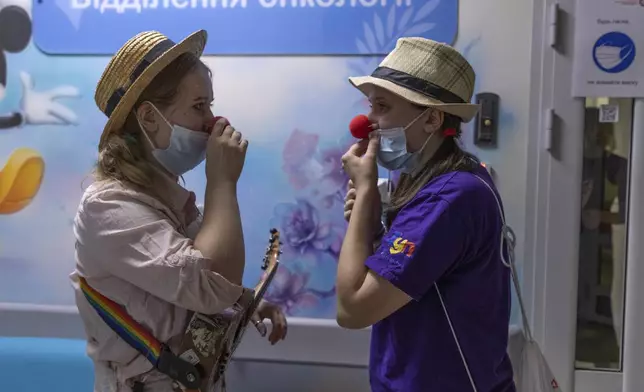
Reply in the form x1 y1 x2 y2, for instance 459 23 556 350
525 0 585 390
526 0 644 390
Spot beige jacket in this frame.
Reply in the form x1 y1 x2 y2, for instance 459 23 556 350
70 169 242 391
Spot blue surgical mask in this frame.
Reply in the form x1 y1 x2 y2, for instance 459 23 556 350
139 103 209 176
377 109 433 173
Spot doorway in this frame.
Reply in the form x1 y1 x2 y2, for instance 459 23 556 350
573 98 644 391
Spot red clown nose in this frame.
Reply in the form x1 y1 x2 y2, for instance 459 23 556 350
349 115 373 139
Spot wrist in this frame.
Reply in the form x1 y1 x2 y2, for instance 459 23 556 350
355 184 379 200
207 178 237 190
205 179 237 199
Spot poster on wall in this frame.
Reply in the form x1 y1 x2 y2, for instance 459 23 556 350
32 0 458 55
571 0 644 97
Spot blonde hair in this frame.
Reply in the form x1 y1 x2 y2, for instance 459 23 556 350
385 113 480 226
94 52 208 189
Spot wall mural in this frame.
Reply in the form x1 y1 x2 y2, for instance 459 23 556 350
0 0 520 323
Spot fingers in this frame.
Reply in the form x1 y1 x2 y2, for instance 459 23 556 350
211 121 248 150
364 133 380 159
222 124 234 138
343 200 355 221
341 140 370 167
227 128 248 152
253 302 287 345
268 310 288 345
231 130 242 143
343 187 356 222
346 139 370 157
240 139 249 152
251 313 267 337
210 116 229 136
347 179 354 191
344 187 356 202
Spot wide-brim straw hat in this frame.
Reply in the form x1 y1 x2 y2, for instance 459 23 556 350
349 37 479 123
95 30 207 150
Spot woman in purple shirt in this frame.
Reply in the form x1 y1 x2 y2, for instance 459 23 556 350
336 38 515 391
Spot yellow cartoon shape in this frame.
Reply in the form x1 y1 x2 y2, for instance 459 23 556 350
0 148 44 214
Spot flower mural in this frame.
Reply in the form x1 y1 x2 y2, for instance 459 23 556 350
269 128 354 316
264 266 335 316
281 129 354 208
272 199 343 259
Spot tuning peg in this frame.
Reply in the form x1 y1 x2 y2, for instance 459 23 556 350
270 228 278 234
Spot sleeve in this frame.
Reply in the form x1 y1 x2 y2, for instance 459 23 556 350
364 194 464 300
75 189 243 314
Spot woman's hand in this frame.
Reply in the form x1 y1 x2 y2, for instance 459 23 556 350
251 300 287 345
343 180 356 222
342 136 382 238
344 180 382 238
205 117 248 186
341 134 379 191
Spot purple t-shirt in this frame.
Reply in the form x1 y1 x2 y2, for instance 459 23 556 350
366 166 515 392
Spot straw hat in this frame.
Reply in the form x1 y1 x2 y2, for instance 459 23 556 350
349 37 479 123
95 30 207 150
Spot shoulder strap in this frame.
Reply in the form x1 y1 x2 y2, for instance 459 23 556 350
435 172 533 392
434 283 478 392
471 174 533 341
79 277 163 363
78 277 202 389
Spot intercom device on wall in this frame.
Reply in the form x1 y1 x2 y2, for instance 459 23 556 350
473 92 500 147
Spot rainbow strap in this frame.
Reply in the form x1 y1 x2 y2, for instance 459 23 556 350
79 277 162 365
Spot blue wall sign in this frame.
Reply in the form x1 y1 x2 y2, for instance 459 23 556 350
592 31 636 74
33 0 458 55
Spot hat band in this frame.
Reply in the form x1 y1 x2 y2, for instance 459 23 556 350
370 67 467 105
104 38 176 117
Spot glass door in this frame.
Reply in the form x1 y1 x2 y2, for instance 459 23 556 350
574 97 644 391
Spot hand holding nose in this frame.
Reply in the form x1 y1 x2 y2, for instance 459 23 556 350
341 133 380 190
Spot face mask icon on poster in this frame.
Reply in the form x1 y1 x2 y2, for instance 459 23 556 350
594 43 634 71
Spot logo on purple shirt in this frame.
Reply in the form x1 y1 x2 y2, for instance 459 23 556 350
383 231 416 257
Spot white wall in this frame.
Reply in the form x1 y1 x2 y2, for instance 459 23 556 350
457 0 535 326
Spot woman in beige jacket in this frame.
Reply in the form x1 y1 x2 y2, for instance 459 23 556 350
70 29 287 392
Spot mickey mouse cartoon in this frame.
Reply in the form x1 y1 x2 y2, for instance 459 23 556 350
0 0 79 215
